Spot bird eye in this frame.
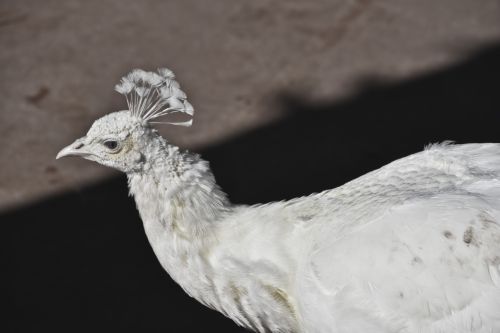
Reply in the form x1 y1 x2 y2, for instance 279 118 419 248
103 140 118 150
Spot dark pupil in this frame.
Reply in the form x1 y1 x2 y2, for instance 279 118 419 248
104 141 118 149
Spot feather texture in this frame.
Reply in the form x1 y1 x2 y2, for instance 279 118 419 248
127 140 500 333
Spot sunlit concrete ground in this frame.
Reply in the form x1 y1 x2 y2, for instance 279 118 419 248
1 0 499 210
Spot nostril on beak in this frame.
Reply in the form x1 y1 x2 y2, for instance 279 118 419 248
56 137 89 160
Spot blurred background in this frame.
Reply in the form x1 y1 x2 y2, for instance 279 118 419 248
3 0 500 332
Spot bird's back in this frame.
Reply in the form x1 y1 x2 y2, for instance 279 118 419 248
282 143 500 332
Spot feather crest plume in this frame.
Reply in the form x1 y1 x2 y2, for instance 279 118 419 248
115 68 194 126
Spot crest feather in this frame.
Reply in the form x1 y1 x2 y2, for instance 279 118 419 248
114 68 194 126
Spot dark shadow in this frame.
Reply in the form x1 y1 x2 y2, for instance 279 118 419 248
5 42 500 333
206 42 500 204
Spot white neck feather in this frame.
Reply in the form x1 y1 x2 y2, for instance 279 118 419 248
126 134 300 332
126 135 230 303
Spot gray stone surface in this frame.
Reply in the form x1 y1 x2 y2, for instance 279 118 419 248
1 0 499 210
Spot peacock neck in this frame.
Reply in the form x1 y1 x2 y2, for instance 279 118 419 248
128 136 231 236
126 137 231 300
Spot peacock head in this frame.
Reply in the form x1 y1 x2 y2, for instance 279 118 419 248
56 68 194 173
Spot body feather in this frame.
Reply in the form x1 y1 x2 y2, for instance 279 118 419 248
128 141 500 333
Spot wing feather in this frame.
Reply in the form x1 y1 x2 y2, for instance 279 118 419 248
294 143 500 332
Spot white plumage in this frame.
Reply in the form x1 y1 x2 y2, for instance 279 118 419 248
57 68 500 333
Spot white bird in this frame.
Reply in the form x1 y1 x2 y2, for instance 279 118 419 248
57 68 500 333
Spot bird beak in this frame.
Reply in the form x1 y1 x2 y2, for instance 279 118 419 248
56 137 91 159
